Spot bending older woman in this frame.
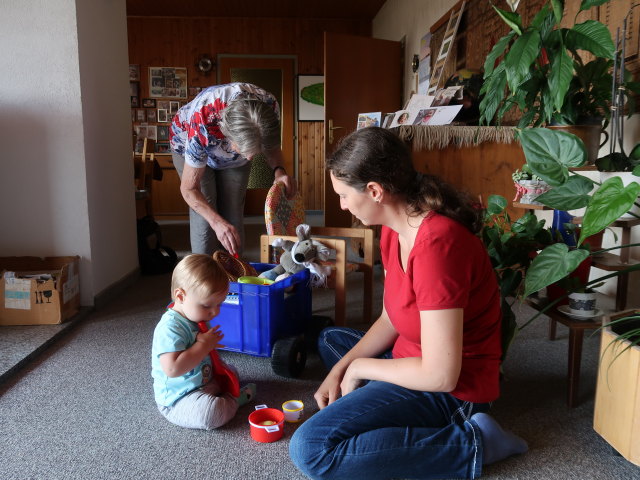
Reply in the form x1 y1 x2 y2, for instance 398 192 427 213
289 127 527 480
170 83 296 256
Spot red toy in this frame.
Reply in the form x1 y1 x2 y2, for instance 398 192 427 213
198 321 241 397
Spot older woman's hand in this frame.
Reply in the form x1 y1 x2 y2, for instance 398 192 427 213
274 169 297 199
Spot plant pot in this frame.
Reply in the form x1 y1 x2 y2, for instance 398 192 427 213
593 309 640 466
513 179 550 205
599 171 640 219
548 123 607 165
546 256 592 306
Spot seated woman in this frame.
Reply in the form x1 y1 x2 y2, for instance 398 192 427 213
289 127 527 480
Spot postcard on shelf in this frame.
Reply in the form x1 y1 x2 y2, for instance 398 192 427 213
357 112 382 129
388 110 413 128
404 93 434 111
432 86 463 107
411 105 463 126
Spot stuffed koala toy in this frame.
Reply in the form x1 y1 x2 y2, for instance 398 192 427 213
259 224 332 287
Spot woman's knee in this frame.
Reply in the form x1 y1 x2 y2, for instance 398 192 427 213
289 422 328 479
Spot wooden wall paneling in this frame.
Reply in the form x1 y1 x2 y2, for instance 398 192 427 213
127 15 370 217
297 121 325 211
411 141 527 219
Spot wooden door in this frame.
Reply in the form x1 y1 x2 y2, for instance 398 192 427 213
218 56 295 215
324 32 402 227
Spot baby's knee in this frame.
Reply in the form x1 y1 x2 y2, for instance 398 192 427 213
203 394 238 430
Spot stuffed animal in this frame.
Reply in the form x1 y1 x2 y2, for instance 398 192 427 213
259 224 332 287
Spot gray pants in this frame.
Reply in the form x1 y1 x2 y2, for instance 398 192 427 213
172 152 251 255
157 379 238 430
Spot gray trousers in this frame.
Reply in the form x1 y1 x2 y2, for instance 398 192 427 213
157 379 239 430
172 152 251 255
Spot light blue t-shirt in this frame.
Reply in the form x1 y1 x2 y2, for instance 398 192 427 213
151 309 213 407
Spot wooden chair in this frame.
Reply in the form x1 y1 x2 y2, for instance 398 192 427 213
262 182 375 326
133 138 156 218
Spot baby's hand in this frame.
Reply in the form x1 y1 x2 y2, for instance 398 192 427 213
196 325 225 351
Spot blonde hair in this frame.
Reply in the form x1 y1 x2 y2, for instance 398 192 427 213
171 254 229 300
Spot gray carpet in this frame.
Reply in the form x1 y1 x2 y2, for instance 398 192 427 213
0 220 638 479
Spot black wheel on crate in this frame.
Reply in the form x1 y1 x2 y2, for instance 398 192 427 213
305 315 334 352
271 335 307 378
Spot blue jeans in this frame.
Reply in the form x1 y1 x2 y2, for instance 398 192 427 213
289 327 489 480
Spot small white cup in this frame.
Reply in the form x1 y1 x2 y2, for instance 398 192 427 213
282 400 304 423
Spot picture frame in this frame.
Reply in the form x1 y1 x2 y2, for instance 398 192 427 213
157 100 170 110
157 125 170 141
148 67 188 98
298 75 324 121
129 64 140 81
157 109 168 123
136 109 146 122
130 96 139 108
155 142 171 154
146 109 157 122
169 101 180 114
142 98 156 108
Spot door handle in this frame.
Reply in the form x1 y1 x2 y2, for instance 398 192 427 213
328 119 343 145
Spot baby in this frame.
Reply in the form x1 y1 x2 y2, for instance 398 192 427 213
151 254 255 430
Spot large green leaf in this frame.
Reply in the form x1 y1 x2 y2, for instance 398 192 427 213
579 177 640 241
487 194 507 215
480 64 507 125
579 0 611 12
493 6 523 35
518 128 587 186
524 243 590 297
484 32 515 77
535 174 594 209
548 48 574 112
505 32 541 91
566 21 615 59
550 0 564 24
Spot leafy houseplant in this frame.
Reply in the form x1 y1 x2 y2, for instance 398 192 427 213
479 0 639 128
512 165 550 204
482 195 553 358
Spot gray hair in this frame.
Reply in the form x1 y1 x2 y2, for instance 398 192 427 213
220 98 281 158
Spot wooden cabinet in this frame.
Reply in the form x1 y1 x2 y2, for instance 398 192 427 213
151 155 188 219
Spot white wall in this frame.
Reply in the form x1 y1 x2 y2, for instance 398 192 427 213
373 0 456 104
0 0 138 305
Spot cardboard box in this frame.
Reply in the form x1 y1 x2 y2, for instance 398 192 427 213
0 256 80 326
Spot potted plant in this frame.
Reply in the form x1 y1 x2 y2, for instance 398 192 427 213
482 194 553 358
479 0 639 161
596 141 640 219
512 165 550 204
593 309 640 466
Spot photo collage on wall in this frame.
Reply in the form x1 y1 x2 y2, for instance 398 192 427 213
131 65 199 153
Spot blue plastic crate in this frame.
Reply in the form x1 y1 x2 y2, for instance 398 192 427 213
209 263 312 357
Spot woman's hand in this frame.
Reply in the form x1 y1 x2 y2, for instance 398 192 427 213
314 369 344 409
211 218 241 256
340 359 365 396
275 170 298 199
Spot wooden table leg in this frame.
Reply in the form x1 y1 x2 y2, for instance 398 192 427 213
548 318 557 340
567 327 585 408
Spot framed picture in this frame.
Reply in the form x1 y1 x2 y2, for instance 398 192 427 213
129 64 140 81
157 109 168 123
298 75 324 121
142 98 156 108
146 109 157 122
130 96 139 108
129 81 139 97
157 100 170 110
136 109 146 122
169 101 180 114
148 67 188 98
155 142 171 154
157 125 170 141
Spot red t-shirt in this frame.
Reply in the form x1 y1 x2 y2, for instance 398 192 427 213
380 212 502 403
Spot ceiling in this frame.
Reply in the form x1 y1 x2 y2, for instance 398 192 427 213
126 0 387 20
